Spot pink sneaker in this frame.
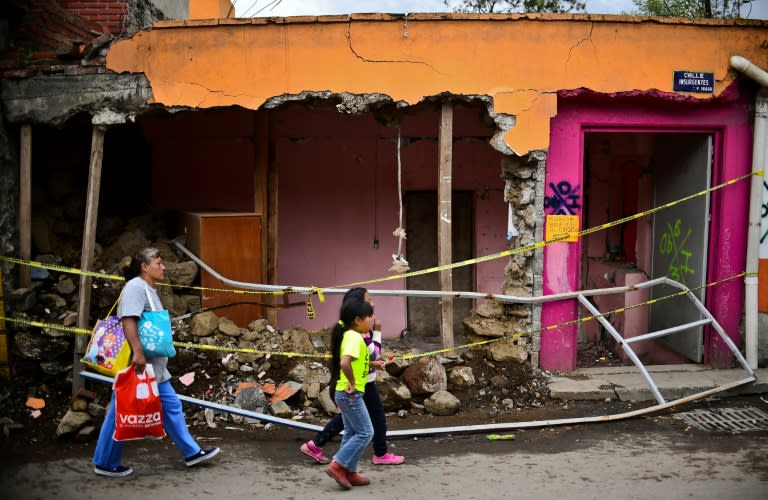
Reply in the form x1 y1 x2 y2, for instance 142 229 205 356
300 440 330 464
371 452 405 465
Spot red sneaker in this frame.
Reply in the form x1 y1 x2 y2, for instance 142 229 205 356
326 461 352 490
347 471 370 486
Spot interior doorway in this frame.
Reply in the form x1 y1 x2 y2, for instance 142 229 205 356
405 190 474 342
581 132 713 365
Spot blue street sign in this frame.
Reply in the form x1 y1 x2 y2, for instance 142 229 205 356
673 71 714 93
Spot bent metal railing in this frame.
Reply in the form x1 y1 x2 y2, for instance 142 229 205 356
575 277 754 405
81 245 756 436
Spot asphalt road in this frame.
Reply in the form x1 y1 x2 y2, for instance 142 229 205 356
2 396 767 499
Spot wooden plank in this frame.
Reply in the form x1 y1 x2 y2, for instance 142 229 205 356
19 124 32 288
254 111 275 323
73 125 105 396
438 102 454 349
267 111 279 325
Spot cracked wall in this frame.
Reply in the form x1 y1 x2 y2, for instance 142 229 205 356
106 14 767 156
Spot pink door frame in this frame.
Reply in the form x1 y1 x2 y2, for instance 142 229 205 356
540 86 753 371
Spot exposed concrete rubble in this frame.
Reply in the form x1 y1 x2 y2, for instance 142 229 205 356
1 73 153 126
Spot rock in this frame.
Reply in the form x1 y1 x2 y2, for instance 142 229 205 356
306 381 321 399
56 410 92 437
491 375 511 389
424 390 461 416
165 261 198 287
249 319 269 332
88 402 106 418
269 400 293 418
71 397 89 412
462 314 516 338
400 356 447 396
218 317 242 337
233 386 267 413
180 294 201 313
39 293 67 308
224 357 240 373
448 366 476 387
489 339 528 363
375 370 412 411
190 311 218 337
74 425 97 442
318 386 340 416
287 362 331 386
384 357 411 377
39 360 70 375
474 300 504 318
14 332 71 361
56 278 76 295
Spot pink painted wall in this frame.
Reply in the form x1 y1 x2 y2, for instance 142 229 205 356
274 104 507 336
543 83 754 370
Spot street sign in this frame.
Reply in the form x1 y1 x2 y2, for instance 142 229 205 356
673 71 714 93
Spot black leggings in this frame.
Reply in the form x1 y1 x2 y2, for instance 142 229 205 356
313 381 388 457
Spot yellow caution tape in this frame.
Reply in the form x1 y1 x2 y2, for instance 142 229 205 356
1 170 760 323
1 272 752 363
329 171 760 290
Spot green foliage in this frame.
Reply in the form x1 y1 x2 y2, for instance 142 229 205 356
630 0 754 18
444 0 586 14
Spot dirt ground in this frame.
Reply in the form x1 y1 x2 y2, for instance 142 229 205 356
2 341 766 470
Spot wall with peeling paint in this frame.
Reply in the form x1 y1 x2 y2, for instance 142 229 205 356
106 14 767 156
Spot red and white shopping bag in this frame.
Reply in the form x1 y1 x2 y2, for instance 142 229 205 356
113 364 166 441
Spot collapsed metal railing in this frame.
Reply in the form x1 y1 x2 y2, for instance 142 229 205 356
81 243 756 436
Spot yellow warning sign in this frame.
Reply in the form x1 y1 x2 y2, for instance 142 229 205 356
546 214 580 242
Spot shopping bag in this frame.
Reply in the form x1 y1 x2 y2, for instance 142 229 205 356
138 286 176 358
113 364 166 441
81 316 131 376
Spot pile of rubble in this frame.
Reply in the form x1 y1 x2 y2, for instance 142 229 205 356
2 222 549 442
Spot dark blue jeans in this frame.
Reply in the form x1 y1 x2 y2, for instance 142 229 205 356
314 381 388 457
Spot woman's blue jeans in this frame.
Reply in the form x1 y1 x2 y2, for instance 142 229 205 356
93 379 200 468
333 390 373 472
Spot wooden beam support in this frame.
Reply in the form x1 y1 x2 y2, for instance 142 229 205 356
19 125 32 288
438 102 454 350
266 111 279 325
72 125 106 396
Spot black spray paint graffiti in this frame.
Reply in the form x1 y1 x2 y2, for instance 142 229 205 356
544 181 581 215
659 219 695 286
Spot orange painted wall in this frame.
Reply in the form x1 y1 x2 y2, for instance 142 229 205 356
107 14 767 155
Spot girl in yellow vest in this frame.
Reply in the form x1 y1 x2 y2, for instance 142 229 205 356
325 299 375 489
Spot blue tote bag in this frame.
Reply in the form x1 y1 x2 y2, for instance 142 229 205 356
138 286 176 358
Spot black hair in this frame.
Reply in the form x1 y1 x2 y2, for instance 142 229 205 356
341 287 367 308
328 299 374 397
123 247 161 280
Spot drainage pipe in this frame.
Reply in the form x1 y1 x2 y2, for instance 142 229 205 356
730 55 768 370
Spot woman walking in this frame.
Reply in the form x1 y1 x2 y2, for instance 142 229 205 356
92 247 220 477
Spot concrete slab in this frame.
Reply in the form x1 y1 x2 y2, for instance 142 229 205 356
548 366 767 402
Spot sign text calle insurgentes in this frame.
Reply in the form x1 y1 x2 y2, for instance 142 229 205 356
673 71 714 93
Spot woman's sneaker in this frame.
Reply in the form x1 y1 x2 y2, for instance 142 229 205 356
371 452 405 465
94 464 133 477
184 447 221 467
300 440 330 464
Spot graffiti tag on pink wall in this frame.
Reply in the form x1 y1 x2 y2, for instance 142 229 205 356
544 181 581 215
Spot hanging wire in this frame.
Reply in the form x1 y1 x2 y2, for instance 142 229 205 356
390 127 410 273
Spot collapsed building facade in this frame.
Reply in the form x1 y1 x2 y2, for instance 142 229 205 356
1 0 767 377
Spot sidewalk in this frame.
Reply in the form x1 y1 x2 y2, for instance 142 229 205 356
548 364 768 402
